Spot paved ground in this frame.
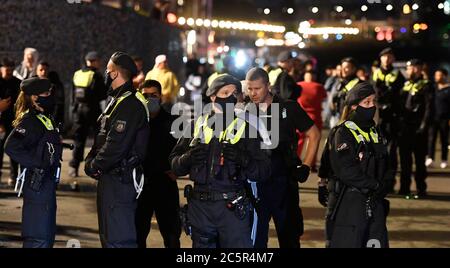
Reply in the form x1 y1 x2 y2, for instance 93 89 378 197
0 137 449 248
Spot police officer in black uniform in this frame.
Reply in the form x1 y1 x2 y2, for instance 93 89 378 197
169 74 271 248
5 77 63 248
398 59 433 198
135 79 181 248
268 51 302 101
69 51 107 178
372 48 405 192
245 67 321 248
84 52 150 248
330 57 363 118
318 82 393 248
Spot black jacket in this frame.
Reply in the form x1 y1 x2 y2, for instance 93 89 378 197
85 81 149 174
398 77 434 132
72 67 107 109
169 111 271 192
143 108 177 181
4 109 62 170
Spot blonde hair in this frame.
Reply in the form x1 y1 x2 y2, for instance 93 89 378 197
13 91 34 127
339 105 353 124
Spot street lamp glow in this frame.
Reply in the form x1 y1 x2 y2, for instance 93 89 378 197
195 18 203 27
361 5 368 12
335 6 343 13
287 8 294 14
178 17 186 25
187 18 194 26
298 42 306 49
345 19 352 25
438 3 444 9
403 4 411 14
312 7 319 14
264 8 270 15
386 4 393 11
203 19 211 27
412 3 419 10
323 33 329 40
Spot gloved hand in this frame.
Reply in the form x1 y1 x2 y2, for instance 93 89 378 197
292 164 310 183
85 161 101 180
222 143 249 167
180 144 208 167
318 185 328 207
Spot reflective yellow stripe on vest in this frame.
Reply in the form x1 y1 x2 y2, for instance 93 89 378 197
106 91 149 122
344 121 379 144
191 115 247 145
36 114 54 131
73 70 95 88
403 80 427 96
372 69 399 87
343 78 360 93
269 68 283 86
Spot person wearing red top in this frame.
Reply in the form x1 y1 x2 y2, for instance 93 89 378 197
297 71 327 170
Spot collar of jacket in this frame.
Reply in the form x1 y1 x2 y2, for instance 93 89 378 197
381 66 393 74
109 80 135 97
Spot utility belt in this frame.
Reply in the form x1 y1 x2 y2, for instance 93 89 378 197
189 189 246 202
14 165 61 197
107 155 144 199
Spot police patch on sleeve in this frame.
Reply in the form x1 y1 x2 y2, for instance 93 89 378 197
336 143 348 152
16 128 26 135
115 120 127 133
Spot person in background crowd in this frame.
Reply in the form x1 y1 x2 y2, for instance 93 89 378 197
36 61 65 126
145 54 180 110
297 71 327 170
0 57 20 185
14 47 39 80
426 68 450 169
132 56 146 89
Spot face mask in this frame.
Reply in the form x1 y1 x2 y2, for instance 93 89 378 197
146 97 161 114
37 95 55 114
214 95 237 114
104 71 117 90
355 105 376 122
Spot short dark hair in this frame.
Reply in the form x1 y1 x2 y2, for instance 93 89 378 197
132 55 143 62
341 57 357 66
246 67 269 84
38 61 50 67
436 68 448 76
140 79 162 94
1 57 15 67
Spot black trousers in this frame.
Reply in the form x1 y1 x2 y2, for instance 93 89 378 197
255 176 303 248
380 119 399 190
22 173 57 248
398 130 428 194
188 194 253 248
97 173 137 248
329 190 389 248
0 129 19 181
428 119 449 161
135 176 181 248
69 104 100 169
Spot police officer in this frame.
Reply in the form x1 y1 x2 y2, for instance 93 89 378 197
330 57 363 120
69 51 107 178
135 79 181 248
318 82 393 248
4 77 63 248
84 52 150 248
169 74 271 248
268 51 302 101
398 59 433 198
246 68 321 248
372 48 405 192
